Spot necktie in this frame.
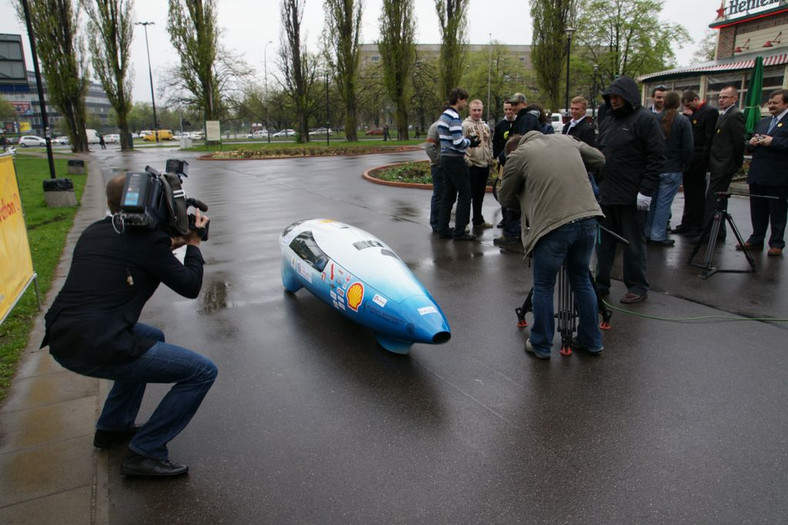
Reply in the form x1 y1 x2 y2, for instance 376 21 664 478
767 116 778 134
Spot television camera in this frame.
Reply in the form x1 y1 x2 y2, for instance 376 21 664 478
116 159 209 240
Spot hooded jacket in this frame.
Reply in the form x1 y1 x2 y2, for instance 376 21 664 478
597 76 666 205
462 116 493 167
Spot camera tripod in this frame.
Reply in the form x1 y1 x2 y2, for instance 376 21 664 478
515 267 612 356
688 192 755 279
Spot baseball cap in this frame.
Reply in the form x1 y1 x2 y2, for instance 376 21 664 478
509 93 527 105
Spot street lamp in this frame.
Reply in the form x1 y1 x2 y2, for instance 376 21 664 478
565 27 576 119
592 64 599 123
136 21 159 143
486 33 492 123
264 40 272 143
325 68 330 146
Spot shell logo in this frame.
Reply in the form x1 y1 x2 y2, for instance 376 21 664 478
346 282 364 312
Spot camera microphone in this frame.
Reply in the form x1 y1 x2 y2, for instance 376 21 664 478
186 197 208 212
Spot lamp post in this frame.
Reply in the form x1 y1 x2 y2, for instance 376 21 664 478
264 40 272 143
20 0 55 179
136 21 159 143
486 33 492 123
592 64 598 123
325 68 330 146
565 27 576 119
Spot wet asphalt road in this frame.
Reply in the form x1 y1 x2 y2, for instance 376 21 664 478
91 148 787 523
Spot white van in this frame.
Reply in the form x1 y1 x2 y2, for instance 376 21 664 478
85 129 100 144
550 113 564 133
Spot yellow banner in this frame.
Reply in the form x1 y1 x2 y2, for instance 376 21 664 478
0 155 35 323
19 122 31 132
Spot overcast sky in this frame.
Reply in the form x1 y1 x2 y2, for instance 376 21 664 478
0 0 724 102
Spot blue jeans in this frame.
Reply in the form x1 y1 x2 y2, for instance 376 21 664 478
646 172 682 241
54 323 217 460
530 218 602 355
429 163 445 232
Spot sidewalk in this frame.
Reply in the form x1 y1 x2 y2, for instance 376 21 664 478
0 155 110 525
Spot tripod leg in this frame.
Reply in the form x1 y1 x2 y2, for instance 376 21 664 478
588 269 612 330
558 264 573 356
515 288 533 327
698 211 723 278
726 213 756 272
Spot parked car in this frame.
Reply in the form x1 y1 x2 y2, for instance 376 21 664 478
309 127 333 136
18 135 47 147
104 133 120 144
52 136 70 145
272 129 296 138
190 131 204 140
246 130 269 139
366 128 384 135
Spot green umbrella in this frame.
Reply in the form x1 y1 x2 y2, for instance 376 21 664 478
744 55 764 139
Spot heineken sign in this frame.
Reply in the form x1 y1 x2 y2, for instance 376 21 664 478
720 0 786 21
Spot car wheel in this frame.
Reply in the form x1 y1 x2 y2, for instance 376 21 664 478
20 143 27 147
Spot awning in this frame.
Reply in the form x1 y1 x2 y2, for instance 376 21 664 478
638 52 788 81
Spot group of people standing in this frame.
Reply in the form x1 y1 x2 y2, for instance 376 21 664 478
427 77 787 359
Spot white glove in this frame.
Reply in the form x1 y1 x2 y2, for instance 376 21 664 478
636 192 652 211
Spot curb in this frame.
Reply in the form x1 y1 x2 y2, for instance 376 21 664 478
362 161 495 192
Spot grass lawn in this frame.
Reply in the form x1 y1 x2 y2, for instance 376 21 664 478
0 155 85 402
185 138 423 158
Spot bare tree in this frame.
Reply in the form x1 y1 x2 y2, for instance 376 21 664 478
322 0 363 142
434 0 469 101
81 0 134 150
167 0 221 121
16 0 89 151
530 0 578 113
378 0 416 140
279 0 316 142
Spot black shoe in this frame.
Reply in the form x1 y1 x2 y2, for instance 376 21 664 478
94 425 140 449
453 233 477 241
647 238 675 246
493 235 520 246
121 452 189 477
670 225 687 234
682 229 701 238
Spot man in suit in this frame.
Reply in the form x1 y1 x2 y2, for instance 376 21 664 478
739 89 788 256
702 85 745 240
43 175 216 477
563 96 596 147
673 90 718 237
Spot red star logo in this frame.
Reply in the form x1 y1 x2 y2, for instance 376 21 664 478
717 1 725 18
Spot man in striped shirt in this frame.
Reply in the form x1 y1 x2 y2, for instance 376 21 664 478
436 87 480 241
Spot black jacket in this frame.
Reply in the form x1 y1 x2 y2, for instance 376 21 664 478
708 105 745 175
563 117 596 147
511 106 541 136
597 76 666 205
43 217 205 364
686 101 718 173
746 112 788 186
493 117 514 159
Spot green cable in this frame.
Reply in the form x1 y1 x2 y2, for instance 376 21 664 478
601 299 788 323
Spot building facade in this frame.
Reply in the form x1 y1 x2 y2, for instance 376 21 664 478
639 1 788 108
0 33 113 136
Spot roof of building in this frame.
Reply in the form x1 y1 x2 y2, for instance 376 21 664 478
638 49 788 82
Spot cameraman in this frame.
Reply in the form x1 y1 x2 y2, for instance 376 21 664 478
41 174 216 477
498 132 605 359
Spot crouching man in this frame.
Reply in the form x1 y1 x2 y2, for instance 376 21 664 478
41 175 217 476
498 132 606 359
